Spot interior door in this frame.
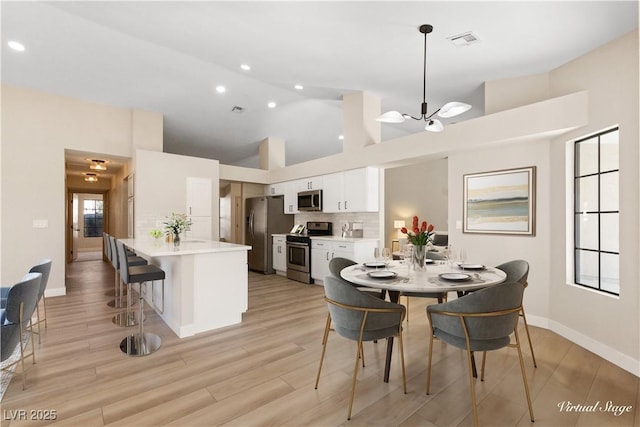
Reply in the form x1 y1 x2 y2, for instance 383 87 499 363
72 193 79 261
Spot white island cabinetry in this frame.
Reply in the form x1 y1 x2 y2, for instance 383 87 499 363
311 237 378 282
120 239 250 338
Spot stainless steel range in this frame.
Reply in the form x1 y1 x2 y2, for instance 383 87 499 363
286 221 332 284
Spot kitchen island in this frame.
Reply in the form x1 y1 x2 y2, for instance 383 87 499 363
119 239 251 338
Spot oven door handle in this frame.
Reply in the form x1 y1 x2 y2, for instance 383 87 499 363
286 241 309 248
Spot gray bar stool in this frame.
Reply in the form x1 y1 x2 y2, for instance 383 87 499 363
109 235 147 326
116 240 165 356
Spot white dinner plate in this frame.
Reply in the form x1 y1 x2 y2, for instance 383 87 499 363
458 263 485 270
363 261 386 268
439 273 471 282
367 270 398 279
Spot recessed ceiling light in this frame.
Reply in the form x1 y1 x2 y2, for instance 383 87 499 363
338 135 344 140
267 102 276 108
8 40 25 52
240 64 251 71
294 84 304 90
215 85 226 93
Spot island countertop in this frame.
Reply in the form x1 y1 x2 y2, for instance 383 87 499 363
119 238 251 257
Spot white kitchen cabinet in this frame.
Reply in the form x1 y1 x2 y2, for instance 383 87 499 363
283 180 299 214
186 177 213 239
322 167 379 213
272 235 287 274
311 238 378 282
265 182 286 196
298 176 323 191
186 177 212 217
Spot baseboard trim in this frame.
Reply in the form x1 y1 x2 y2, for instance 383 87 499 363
45 288 66 297
527 313 639 377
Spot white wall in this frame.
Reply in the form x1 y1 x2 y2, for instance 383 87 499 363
547 31 639 373
134 149 220 241
1 85 162 296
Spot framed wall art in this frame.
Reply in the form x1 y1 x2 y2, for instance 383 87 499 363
463 166 536 235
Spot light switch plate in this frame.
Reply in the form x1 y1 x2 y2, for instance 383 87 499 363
33 219 49 228
455 220 462 230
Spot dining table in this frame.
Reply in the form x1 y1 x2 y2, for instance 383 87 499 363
340 259 507 382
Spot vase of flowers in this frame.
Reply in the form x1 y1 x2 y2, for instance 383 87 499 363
400 216 435 271
163 213 192 247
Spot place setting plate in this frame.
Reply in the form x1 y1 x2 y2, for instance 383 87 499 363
457 263 485 270
367 270 398 279
438 272 471 282
363 261 386 268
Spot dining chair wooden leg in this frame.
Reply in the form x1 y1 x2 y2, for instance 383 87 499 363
314 314 332 389
35 302 42 343
405 296 410 322
359 341 365 367
426 333 435 395
398 329 407 394
480 351 487 381
520 308 537 368
514 327 535 422
465 347 480 427
347 339 362 420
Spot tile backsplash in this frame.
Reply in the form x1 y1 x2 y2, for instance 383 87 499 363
295 212 379 238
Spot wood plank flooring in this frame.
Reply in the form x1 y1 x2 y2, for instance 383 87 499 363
1 259 638 426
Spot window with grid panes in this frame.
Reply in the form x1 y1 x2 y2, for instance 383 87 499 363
574 127 619 295
83 199 103 238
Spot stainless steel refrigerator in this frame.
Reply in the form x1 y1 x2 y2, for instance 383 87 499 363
245 196 294 274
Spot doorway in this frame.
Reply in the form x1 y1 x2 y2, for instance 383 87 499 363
67 192 108 263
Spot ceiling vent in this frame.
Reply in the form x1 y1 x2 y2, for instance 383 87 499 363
447 31 480 47
231 106 245 113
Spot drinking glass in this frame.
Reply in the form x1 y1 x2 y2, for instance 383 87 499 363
403 246 413 275
382 247 392 268
459 248 467 270
374 248 382 264
445 245 455 270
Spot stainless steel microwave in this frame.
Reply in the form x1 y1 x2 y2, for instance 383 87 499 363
297 190 322 212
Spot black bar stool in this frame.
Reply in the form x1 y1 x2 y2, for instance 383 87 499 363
116 240 165 356
109 235 147 326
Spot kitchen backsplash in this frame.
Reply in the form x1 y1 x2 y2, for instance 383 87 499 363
295 212 379 238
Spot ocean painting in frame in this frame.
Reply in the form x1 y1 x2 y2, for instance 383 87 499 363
463 166 536 235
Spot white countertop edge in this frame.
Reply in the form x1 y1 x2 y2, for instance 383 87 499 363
119 238 251 257
309 236 378 243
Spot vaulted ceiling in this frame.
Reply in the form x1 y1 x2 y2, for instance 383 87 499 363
2 1 637 167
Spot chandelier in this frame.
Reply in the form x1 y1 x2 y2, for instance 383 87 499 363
376 24 471 132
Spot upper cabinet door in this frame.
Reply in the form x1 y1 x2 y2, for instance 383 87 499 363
322 172 344 213
322 168 379 213
343 167 379 212
283 180 299 214
186 177 212 217
298 176 323 191
265 182 285 196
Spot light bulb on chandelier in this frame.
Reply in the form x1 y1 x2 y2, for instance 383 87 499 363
376 24 471 132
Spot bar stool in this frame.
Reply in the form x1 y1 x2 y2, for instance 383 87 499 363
116 239 165 356
110 235 146 327
107 234 147 308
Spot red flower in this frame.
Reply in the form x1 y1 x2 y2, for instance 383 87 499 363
400 215 435 246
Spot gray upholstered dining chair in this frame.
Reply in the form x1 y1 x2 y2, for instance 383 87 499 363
1 272 42 389
329 257 386 299
28 259 52 344
496 259 536 367
426 281 534 427
315 276 407 420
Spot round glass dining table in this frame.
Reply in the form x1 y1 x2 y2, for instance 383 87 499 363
340 260 506 382
340 260 506 294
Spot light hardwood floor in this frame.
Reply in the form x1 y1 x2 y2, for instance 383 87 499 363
2 259 638 426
